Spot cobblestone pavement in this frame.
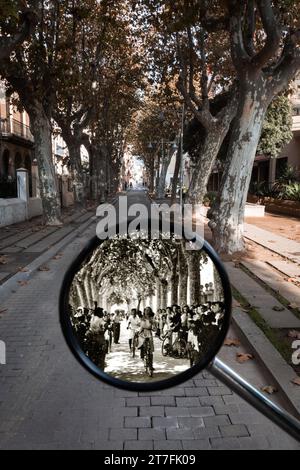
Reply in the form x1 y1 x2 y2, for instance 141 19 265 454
0 194 299 450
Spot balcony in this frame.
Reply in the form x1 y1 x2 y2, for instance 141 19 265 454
0 118 34 143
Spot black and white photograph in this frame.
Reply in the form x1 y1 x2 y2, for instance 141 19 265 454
69 237 225 383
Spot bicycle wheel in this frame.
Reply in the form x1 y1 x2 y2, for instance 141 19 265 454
173 338 187 358
161 335 170 357
132 335 139 358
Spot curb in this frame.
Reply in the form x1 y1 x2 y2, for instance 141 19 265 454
232 308 300 418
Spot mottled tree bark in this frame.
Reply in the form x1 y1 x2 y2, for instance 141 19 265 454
187 251 201 306
29 104 61 225
178 242 188 306
209 79 268 253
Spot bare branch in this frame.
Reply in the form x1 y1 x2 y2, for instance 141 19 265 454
244 0 256 57
252 0 281 69
228 0 251 71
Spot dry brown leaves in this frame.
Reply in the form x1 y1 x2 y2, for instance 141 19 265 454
0 255 9 265
53 253 63 260
18 267 29 273
288 330 300 340
224 338 241 347
38 266 50 272
292 377 300 386
236 353 254 364
18 281 29 287
272 306 285 312
261 385 278 395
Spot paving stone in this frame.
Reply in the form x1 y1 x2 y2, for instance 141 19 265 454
184 387 209 397
126 397 151 407
166 428 195 440
151 396 175 406
109 428 137 441
152 417 179 428
138 428 166 441
176 397 200 407
178 417 204 428
124 417 151 428
193 426 220 439
210 437 242 450
203 415 231 426
189 406 215 417
219 424 250 438
153 440 183 450
139 407 165 417
182 439 211 450
124 440 153 450
165 407 190 417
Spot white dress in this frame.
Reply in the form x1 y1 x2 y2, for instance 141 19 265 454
127 315 141 340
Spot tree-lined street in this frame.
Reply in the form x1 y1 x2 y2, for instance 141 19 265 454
1 1 300 450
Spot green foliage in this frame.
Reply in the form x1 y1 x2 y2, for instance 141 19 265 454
280 183 300 201
257 94 293 158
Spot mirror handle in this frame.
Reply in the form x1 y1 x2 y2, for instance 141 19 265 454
208 357 300 443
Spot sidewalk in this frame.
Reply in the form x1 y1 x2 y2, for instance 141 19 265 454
0 206 96 285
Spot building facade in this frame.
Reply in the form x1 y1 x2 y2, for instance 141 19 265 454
0 82 74 226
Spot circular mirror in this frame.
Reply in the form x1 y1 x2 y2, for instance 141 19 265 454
60 222 231 391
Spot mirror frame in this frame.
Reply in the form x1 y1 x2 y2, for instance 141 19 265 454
59 219 232 392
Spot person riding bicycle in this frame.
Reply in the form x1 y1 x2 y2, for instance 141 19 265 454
86 307 107 370
127 308 141 351
138 308 155 361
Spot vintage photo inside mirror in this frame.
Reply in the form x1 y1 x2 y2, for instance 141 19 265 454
68 237 225 382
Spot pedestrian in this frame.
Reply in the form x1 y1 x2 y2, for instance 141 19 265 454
113 310 121 344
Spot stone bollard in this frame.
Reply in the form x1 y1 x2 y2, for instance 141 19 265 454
17 168 29 219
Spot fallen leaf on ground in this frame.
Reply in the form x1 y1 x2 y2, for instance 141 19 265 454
232 300 241 308
272 306 285 312
261 385 278 395
236 353 254 364
53 253 63 260
38 266 50 272
289 303 300 311
0 256 9 265
288 330 300 340
224 338 241 347
18 267 29 273
18 281 28 286
286 278 297 283
292 377 300 386
0 308 7 314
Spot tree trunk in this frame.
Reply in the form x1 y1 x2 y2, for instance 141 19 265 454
171 147 181 204
187 251 201 305
30 105 61 225
188 123 233 205
161 280 168 309
157 151 173 199
171 262 179 305
156 278 162 310
209 82 268 254
178 242 188 306
149 158 155 193
66 138 85 205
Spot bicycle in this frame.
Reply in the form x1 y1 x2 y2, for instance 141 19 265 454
132 331 139 358
161 331 189 359
143 337 153 377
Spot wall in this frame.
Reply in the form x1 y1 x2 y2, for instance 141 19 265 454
0 197 43 227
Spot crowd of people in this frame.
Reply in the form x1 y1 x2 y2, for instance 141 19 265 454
70 301 225 374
